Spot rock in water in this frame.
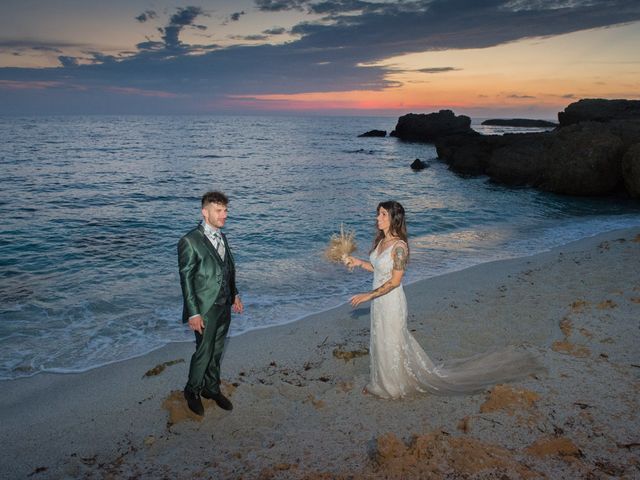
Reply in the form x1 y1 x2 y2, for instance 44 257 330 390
390 110 474 142
410 159 428 170
481 119 557 128
358 129 386 137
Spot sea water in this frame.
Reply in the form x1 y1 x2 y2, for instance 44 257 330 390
1 115 639 379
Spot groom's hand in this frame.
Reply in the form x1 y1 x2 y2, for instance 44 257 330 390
188 315 205 334
232 295 244 314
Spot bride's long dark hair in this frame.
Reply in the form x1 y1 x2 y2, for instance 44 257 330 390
370 200 409 255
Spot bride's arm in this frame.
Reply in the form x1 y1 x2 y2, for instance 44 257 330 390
350 243 407 306
350 269 404 306
344 255 374 272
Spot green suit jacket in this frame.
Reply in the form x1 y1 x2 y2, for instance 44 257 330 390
178 224 238 324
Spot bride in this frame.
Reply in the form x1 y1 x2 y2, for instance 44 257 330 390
344 201 542 399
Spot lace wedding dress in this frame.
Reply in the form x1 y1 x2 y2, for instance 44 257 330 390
367 241 542 399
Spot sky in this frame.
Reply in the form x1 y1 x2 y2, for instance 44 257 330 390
0 0 639 117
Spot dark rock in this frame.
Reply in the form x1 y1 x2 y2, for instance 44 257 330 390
481 118 557 128
425 99 640 197
435 134 502 176
410 159 428 170
390 110 474 142
604 119 640 150
539 122 625 196
486 133 551 186
622 143 640 198
358 129 386 137
435 120 629 196
558 99 640 127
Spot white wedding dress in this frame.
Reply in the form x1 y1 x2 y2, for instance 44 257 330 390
367 241 542 399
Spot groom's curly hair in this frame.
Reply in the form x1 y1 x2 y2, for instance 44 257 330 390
201 191 229 207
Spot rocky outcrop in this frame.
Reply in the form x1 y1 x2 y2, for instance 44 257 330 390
558 99 640 127
481 119 557 128
435 134 497 177
622 143 640 197
538 122 624 195
410 159 428 170
358 129 386 137
434 99 640 197
390 110 474 142
486 133 551 187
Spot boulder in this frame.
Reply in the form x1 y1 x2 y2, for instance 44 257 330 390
390 110 474 142
358 129 386 137
558 99 640 127
604 119 640 150
435 134 495 176
410 159 428 170
622 143 640 198
482 119 557 128
436 123 627 195
538 122 625 196
486 133 551 187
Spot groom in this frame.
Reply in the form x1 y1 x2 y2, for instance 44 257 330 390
178 191 243 416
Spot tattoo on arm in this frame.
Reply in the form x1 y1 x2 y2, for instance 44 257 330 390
393 244 408 271
369 280 396 299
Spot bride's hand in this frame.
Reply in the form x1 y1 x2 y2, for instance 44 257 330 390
350 293 371 307
342 255 357 269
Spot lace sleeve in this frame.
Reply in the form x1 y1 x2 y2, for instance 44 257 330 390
392 241 408 271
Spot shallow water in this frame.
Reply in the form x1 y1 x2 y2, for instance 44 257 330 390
1 115 639 379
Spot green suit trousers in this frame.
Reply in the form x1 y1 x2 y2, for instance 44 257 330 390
185 304 231 395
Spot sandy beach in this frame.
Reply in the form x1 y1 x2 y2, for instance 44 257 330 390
1 227 639 479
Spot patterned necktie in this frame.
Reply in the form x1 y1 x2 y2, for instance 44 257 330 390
213 232 225 258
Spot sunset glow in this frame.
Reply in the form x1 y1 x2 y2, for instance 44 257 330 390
1 1 639 116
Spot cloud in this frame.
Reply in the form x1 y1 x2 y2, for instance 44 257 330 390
136 37 165 51
230 11 246 21
263 27 287 35
255 0 308 11
32 46 64 53
58 56 78 67
233 34 270 41
0 39 88 52
1 0 640 113
507 94 536 99
308 0 393 15
417 67 460 74
85 52 117 64
135 10 157 23
106 86 182 98
160 6 208 49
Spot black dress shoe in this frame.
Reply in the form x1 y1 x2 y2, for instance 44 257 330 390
183 388 204 416
202 390 233 411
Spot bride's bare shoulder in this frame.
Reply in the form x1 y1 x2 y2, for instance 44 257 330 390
392 239 408 250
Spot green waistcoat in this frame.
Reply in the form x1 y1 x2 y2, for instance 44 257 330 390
178 224 237 323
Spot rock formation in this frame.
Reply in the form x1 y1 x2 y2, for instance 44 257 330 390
622 143 640 197
433 99 640 197
410 159 428 170
558 99 640 127
481 119 557 128
358 129 386 137
390 110 474 142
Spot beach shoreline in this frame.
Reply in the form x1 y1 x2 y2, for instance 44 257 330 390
1 226 639 479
